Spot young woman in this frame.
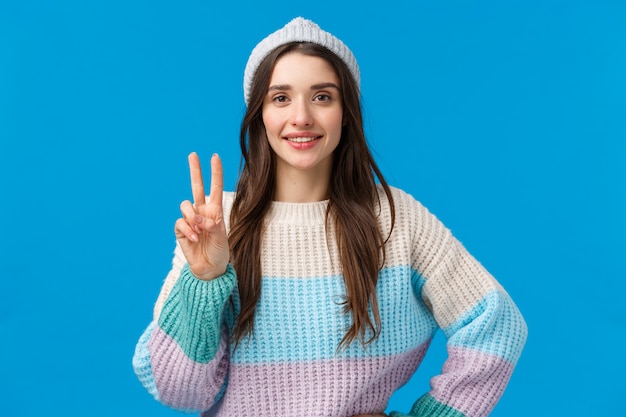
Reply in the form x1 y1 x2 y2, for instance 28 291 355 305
133 17 527 417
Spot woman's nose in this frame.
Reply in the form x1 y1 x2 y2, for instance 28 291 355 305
290 99 313 126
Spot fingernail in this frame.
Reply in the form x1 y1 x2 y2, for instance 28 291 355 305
195 215 203 224
190 233 198 242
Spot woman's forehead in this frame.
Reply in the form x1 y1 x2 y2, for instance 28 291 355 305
269 52 340 87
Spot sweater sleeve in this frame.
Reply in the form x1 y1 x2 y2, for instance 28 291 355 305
391 195 527 417
132 245 236 413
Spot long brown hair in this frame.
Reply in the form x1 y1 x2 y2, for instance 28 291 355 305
229 42 395 349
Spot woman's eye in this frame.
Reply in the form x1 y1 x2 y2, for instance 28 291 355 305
273 95 288 103
315 94 331 102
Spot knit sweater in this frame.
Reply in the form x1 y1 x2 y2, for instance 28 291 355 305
132 186 527 417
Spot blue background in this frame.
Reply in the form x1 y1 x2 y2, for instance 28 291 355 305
1 1 624 415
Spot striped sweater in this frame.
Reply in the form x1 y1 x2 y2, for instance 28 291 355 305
132 186 527 416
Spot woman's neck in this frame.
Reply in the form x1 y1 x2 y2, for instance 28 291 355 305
273 165 331 203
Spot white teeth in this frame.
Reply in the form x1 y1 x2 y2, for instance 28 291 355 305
287 137 317 143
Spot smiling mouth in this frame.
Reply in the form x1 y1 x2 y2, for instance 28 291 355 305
285 136 320 143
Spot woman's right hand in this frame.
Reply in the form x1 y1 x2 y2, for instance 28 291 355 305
174 152 230 280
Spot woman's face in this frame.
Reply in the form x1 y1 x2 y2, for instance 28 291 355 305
262 51 343 177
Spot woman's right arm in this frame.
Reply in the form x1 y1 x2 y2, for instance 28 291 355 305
133 153 234 412
133 249 235 412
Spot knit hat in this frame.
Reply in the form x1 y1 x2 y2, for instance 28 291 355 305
243 17 360 105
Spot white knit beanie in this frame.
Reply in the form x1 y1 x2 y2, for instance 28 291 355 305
243 17 360 105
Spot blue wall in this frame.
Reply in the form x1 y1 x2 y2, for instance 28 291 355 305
1 1 624 415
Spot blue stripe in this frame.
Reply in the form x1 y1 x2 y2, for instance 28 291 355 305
230 265 437 364
132 322 160 401
443 290 527 363
411 268 428 295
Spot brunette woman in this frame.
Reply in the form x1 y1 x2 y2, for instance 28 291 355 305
133 17 527 417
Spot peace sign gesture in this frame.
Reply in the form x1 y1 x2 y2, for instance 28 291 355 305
175 152 230 280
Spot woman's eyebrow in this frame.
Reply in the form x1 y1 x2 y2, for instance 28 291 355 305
268 84 290 91
310 82 339 90
267 82 340 92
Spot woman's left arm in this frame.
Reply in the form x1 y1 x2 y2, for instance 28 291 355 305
397 233 528 417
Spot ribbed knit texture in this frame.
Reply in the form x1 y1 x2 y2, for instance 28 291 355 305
133 186 527 416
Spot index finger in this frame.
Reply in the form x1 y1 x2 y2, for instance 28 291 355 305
188 152 206 207
208 153 224 207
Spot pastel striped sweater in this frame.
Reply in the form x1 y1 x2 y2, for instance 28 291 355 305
133 186 527 416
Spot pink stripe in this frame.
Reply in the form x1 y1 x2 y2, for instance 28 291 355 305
205 343 430 417
150 326 229 411
430 345 515 417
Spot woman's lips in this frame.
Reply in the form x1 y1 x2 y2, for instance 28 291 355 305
285 136 318 143
284 134 322 149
